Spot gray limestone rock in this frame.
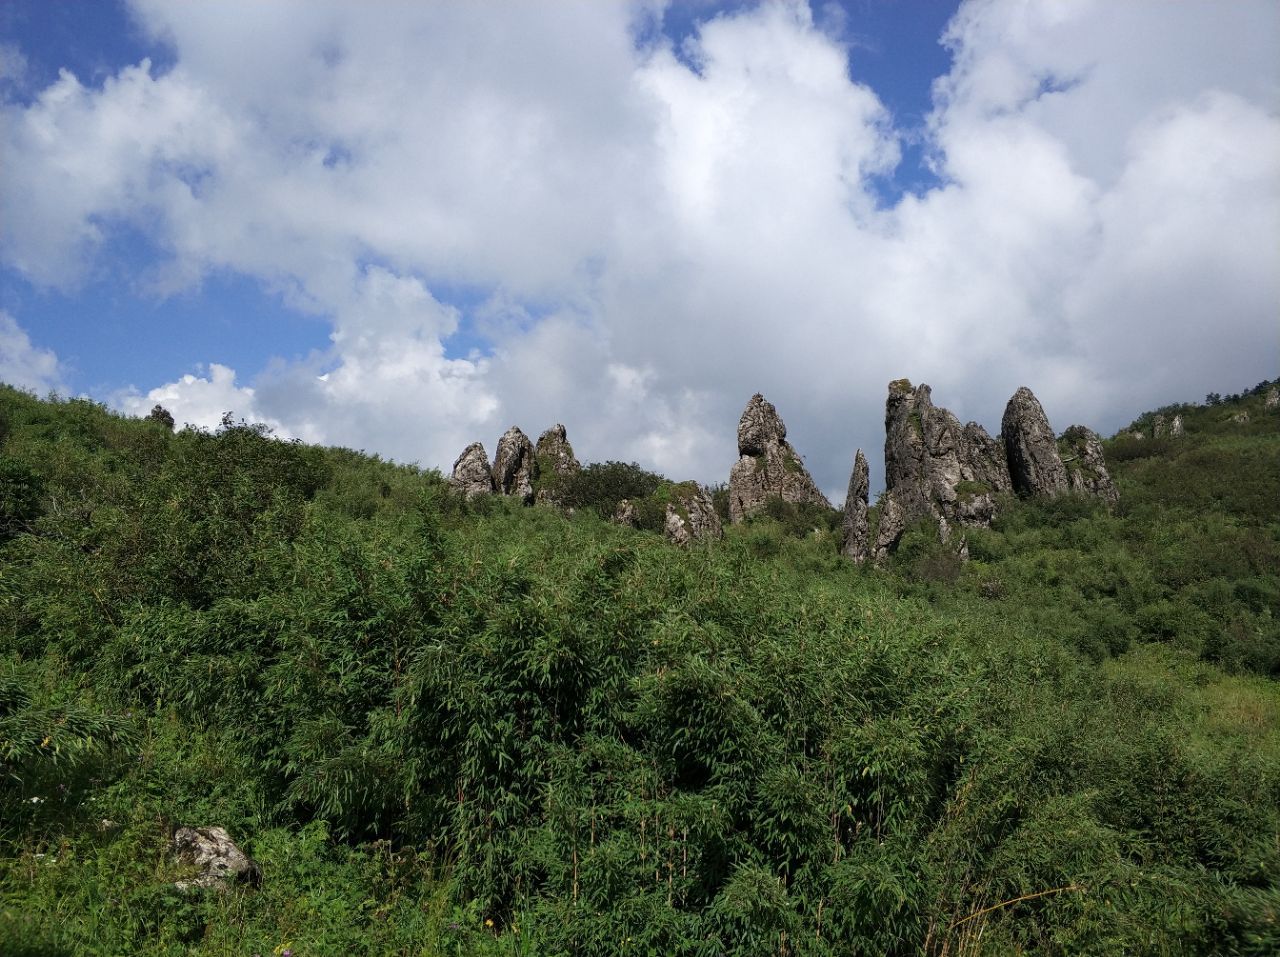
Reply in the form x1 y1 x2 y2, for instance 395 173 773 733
1061 425 1119 507
1267 387 1279 410
840 449 870 564
1231 410 1250 425
873 379 1001 560
961 422 1011 493
728 394 831 523
173 826 260 892
1153 414 1168 439
1002 386 1069 498
663 485 723 546
492 426 538 504
612 498 639 528
450 442 495 499
1170 414 1184 437
534 424 581 505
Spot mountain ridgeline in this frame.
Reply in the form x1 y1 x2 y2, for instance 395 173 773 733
1 377 1277 955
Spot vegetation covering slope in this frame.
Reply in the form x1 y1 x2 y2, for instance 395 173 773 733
0 382 1277 956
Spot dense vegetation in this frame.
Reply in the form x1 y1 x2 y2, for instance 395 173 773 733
1 381 1276 955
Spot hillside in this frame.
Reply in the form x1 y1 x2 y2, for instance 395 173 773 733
1 381 1277 956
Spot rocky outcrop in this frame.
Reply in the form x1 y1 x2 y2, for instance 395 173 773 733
1002 387 1069 498
1153 415 1168 439
534 424 581 505
492 426 538 504
1170 414 1184 438
1267 387 1279 410
1061 426 1119 506
728 394 831 523
450 442 496 499
872 380 1006 558
612 498 639 528
840 449 870 564
663 484 723 546
1231 410 1250 425
173 826 260 892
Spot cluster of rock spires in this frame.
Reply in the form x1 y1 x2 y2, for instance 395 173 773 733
835 381 1118 563
450 379 1119 558
450 423 581 506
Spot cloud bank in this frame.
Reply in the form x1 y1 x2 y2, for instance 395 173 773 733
2 0 1277 496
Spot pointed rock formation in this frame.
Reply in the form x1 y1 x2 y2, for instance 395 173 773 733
663 484 723 546
1266 387 1279 410
492 426 538 504
840 449 870 564
873 380 1001 558
534 424 581 505
450 442 496 499
1061 426 1119 507
1170 414 1184 438
728 394 831 523
1002 387 1069 498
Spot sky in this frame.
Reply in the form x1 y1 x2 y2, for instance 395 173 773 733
1 0 1277 501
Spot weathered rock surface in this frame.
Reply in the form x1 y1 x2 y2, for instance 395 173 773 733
840 449 870 564
1232 410 1251 425
450 442 495 499
534 424 581 505
173 826 260 891
1061 425 1119 507
492 427 538 504
1170 414 1184 438
1002 387 1069 498
873 380 1005 559
728 394 831 523
663 485 723 545
612 498 639 528
1267 387 1279 410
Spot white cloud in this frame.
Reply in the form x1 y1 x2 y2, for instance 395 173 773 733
117 362 268 432
2 0 1277 498
0 311 64 394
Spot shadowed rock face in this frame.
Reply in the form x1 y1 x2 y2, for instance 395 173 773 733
1002 386 1069 498
1061 425 1119 506
493 426 538 504
840 449 870 564
450 442 495 499
728 394 831 523
663 484 723 546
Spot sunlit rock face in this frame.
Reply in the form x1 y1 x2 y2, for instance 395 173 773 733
727 393 830 524
450 441 495 499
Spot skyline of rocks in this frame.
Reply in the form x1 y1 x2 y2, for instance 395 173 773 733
450 378 1124 558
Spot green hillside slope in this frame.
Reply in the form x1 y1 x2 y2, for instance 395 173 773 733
1 383 1276 955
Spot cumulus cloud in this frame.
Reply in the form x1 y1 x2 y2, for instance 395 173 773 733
0 311 64 394
2 0 1277 496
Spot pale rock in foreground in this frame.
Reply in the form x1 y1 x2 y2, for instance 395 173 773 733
173 826 260 891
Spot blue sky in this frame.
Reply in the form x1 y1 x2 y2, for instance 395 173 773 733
1 0 1277 496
